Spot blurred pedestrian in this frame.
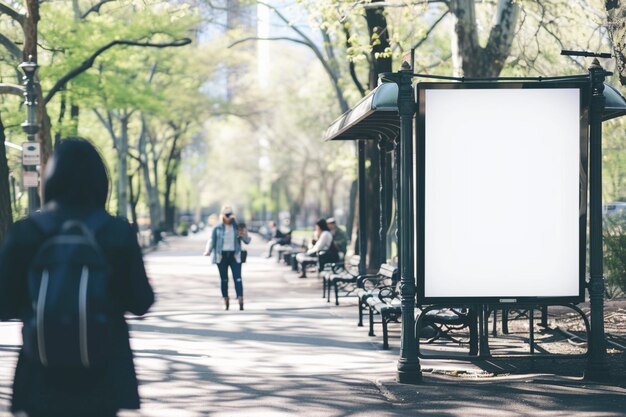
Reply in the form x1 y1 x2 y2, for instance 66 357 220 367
204 206 251 310
0 138 154 417
326 217 347 258
265 221 291 259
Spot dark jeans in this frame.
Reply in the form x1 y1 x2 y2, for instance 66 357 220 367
27 412 117 417
217 251 243 298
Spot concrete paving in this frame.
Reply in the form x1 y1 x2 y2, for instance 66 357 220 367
1 229 625 416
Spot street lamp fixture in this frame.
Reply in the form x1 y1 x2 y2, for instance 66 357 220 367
19 56 40 213
19 58 39 136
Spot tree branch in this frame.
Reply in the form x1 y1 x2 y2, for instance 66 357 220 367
127 150 142 163
45 37 192 104
229 36 311 49
251 1 348 111
0 1 25 28
362 0 448 9
204 1 229 11
93 108 118 148
81 0 116 19
343 25 366 97
412 10 448 50
0 83 24 96
0 33 21 61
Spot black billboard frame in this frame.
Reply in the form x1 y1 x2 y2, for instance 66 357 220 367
415 80 591 306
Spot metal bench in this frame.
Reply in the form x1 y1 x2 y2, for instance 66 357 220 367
362 266 401 349
356 264 478 352
355 264 397 329
417 307 478 356
321 255 359 302
325 254 362 305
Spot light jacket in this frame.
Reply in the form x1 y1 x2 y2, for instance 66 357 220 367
306 230 333 256
205 220 251 264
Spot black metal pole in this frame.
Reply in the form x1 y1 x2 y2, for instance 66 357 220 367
585 58 609 380
20 59 40 214
378 137 388 265
10 175 16 211
389 62 421 384
392 139 400 259
358 139 367 275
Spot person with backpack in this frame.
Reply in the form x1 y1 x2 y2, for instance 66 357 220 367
0 138 154 417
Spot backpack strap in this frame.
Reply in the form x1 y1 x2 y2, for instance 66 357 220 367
83 209 110 235
31 208 110 238
30 211 62 238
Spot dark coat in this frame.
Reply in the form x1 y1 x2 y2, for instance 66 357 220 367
0 206 154 415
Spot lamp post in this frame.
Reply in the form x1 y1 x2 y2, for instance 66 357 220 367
585 58 610 379
19 57 40 214
382 61 422 384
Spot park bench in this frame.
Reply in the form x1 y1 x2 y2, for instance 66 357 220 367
276 243 298 263
321 254 359 302
416 306 478 356
356 264 478 352
357 264 402 349
277 237 307 267
355 263 397 328
295 249 341 278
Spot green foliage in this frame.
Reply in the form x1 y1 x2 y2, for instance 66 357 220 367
604 216 626 297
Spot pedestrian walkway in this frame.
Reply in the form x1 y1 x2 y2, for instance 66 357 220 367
1 229 625 416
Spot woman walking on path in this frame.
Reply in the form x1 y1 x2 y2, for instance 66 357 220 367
0 138 154 417
204 206 251 310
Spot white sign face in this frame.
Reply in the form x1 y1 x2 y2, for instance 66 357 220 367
422 87 582 300
22 142 40 166
23 171 39 188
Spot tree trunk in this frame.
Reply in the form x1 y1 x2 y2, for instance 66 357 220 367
117 114 129 218
607 1 626 86
0 113 13 243
363 0 392 271
346 178 357 241
140 119 162 243
449 0 520 77
55 94 66 146
23 0 39 63
164 168 179 232
128 173 139 226
69 103 79 136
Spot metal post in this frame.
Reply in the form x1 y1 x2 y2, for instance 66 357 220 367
388 62 421 384
378 137 388 265
390 138 400 260
10 175 16 211
585 58 609 380
358 140 367 275
19 58 40 214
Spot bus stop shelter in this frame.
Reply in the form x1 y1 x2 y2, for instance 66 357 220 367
324 66 626 383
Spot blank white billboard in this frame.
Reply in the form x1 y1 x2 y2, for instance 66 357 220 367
421 86 583 300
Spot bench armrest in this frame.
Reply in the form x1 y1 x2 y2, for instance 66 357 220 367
356 274 380 288
377 285 400 302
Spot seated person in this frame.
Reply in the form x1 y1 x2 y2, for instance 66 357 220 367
326 217 347 258
295 218 338 278
266 221 292 258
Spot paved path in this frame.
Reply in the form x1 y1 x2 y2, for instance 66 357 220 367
2 229 625 416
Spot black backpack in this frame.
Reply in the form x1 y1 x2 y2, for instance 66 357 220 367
23 210 112 369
